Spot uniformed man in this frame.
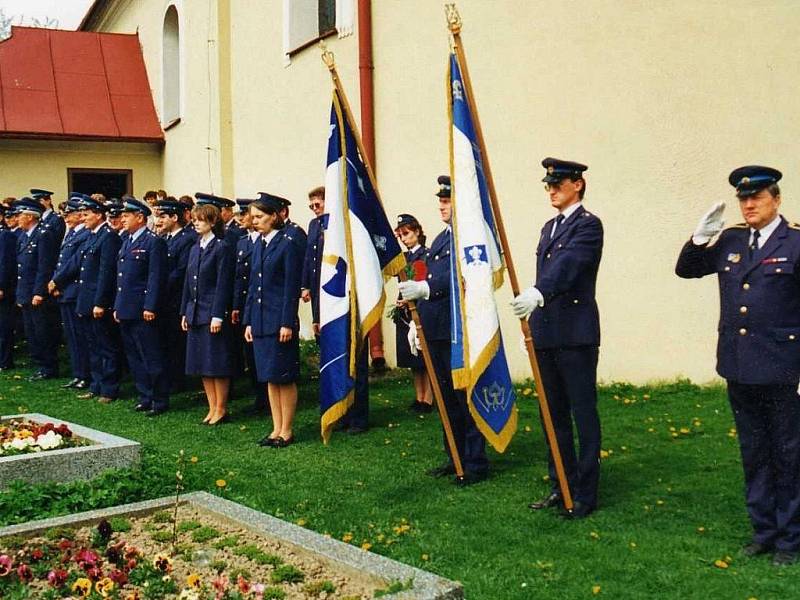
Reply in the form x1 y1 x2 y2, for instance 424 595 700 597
676 165 800 566
106 199 125 234
14 198 60 380
301 186 327 338
399 175 490 484
48 195 92 389
74 196 122 403
231 197 267 413
512 158 604 518
0 205 17 370
154 198 196 392
30 189 66 244
114 196 169 416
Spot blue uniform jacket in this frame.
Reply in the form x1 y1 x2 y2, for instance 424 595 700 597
676 217 800 385
15 225 57 305
41 210 66 246
52 226 91 303
113 228 168 320
285 219 308 253
76 224 122 316
0 228 17 297
530 205 603 349
301 216 325 323
243 228 302 336
232 233 257 312
164 227 197 314
416 228 453 342
181 236 235 326
223 220 244 249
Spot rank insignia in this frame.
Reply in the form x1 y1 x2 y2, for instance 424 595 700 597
761 257 788 264
727 253 741 263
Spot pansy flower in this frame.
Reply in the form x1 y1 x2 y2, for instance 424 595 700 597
72 577 92 597
0 554 13 576
16 563 32 582
187 573 202 589
95 577 115 597
153 552 172 572
47 568 68 588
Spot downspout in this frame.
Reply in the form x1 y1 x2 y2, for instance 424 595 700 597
357 0 375 171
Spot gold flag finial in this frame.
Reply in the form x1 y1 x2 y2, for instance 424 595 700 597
320 41 335 71
445 3 462 35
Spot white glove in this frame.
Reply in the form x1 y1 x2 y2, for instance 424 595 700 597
407 325 421 356
797 379 800 396
692 201 726 245
511 285 544 318
398 280 430 301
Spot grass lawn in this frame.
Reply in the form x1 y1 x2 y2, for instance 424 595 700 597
1 349 797 599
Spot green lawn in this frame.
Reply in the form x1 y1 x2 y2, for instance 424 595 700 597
1 351 797 599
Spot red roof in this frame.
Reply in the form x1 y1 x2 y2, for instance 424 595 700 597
0 26 163 143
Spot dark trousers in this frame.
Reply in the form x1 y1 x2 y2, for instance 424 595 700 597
119 319 169 411
60 302 89 380
0 298 14 368
536 346 601 508
728 381 800 552
163 310 186 393
428 339 489 475
244 339 268 408
341 347 369 429
21 301 59 376
79 313 121 399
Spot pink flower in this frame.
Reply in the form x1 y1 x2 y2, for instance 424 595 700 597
47 569 69 588
76 548 101 570
16 563 33 582
86 566 102 581
109 569 128 586
0 555 13 577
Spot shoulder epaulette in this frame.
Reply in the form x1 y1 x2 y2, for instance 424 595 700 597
789 223 800 231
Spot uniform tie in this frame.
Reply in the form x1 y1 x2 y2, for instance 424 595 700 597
749 230 760 258
551 214 565 239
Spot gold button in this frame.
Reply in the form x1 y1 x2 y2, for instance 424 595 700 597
573 299 579 304
739 328 747 336
739 306 747 314
546 253 551 259
743 283 750 290
790 335 796 341
776 268 782 273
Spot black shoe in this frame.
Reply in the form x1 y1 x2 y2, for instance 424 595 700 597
74 379 90 390
773 551 798 566
409 400 422 412
62 378 81 389
455 471 488 487
418 403 434 413
426 463 455 478
273 435 295 448
742 542 772 557
561 501 596 520
258 436 278 447
371 357 388 373
347 426 368 435
134 403 151 412
146 408 167 417
528 492 563 511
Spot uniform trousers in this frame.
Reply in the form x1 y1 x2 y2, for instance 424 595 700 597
427 339 488 475
536 346 601 508
0 298 14 368
163 310 186 392
60 303 89 381
727 381 800 552
78 313 121 399
119 319 169 411
21 301 60 376
244 339 268 409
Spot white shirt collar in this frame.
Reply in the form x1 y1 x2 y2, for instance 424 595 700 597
92 222 105 233
199 232 215 248
130 225 147 242
559 201 583 220
74 223 85 232
169 226 183 239
750 214 782 248
263 230 279 245
409 244 421 253
249 230 260 242
42 208 52 220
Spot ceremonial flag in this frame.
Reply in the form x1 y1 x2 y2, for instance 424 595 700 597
319 89 405 442
447 52 517 452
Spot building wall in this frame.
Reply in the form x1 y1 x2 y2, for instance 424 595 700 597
87 0 800 383
0 139 162 202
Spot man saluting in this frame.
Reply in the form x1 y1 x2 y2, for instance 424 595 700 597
676 166 800 566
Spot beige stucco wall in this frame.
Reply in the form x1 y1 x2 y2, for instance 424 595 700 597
0 139 162 202
85 0 800 383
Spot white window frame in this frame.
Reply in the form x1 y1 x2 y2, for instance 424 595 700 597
283 0 354 65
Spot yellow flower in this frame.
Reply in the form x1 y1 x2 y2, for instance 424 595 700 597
72 578 92 597
589 531 600 540
215 479 227 488
296 518 307 526
656 500 664 505
599 450 609 459
697 526 706 533
187 573 201 589
153 553 172 572
523 388 532 396
96 577 115 597
680 427 690 434
524 425 532 432
421 554 429 561
342 533 353 543
361 542 372 550
592 585 601 595
713 559 728 569
190 456 199 463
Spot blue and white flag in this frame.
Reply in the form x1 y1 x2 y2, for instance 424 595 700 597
319 89 405 442
448 53 517 452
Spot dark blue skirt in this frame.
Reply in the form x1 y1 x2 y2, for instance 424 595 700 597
186 324 234 377
253 332 299 384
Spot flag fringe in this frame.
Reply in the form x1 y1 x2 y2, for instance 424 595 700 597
321 389 355 444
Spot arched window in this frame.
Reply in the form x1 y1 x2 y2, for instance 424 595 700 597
162 5 181 126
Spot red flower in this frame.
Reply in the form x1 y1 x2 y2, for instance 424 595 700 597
411 260 427 281
109 569 128 586
237 573 250 594
16 564 33 582
30 548 44 562
86 566 102 581
126 558 137 571
0 554 11 577
59 539 74 552
47 569 68 588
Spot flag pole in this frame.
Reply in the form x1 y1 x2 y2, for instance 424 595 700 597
321 45 466 479
444 4 574 511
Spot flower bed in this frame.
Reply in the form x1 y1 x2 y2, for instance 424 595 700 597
0 493 462 599
0 414 140 490
0 418 85 456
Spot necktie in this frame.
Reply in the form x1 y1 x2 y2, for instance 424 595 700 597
551 214 565 239
749 230 760 258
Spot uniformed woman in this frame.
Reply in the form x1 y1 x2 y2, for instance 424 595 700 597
393 214 432 413
243 194 302 448
181 203 235 425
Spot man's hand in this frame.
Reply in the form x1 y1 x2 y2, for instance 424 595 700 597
47 280 56 294
93 306 105 319
113 311 120 323
231 310 240 325
301 289 311 303
407 325 421 356
511 286 544 318
181 315 188 332
279 326 293 343
0 290 4 301
31 295 43 307
244 325 253 342
398 280 429 302
143 310 156 322
692 201 726 245
312 323 320 336
210 317 222 334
